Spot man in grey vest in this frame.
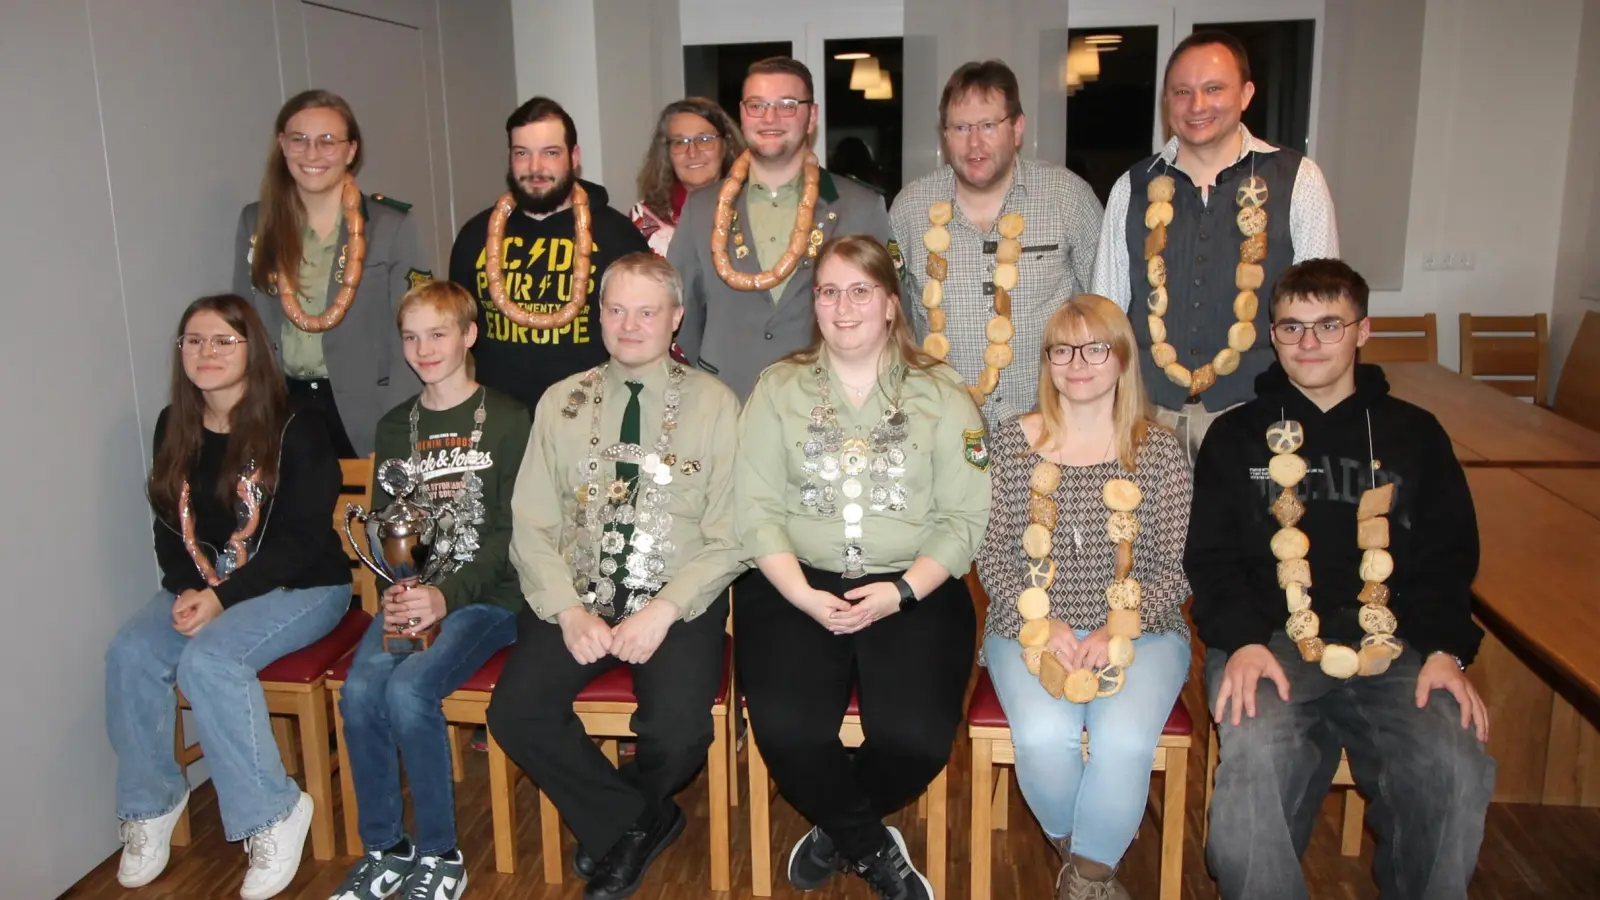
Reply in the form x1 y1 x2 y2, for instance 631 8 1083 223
1091 30 1339 461
670 56 900 401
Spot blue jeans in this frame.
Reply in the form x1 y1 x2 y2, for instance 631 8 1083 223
106 585 351 841
1204 632 1495 900
339 603 517 855
983 630 1190 867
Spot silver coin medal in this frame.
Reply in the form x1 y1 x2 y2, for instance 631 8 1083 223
810 364 909 577
405 387 489 564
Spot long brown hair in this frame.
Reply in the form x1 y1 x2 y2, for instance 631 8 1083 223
1032 294 1154 472
249 90 364 293
784 235 943 375
148 295 291 519
635 97 743 222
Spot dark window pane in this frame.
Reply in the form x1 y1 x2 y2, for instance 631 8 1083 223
823 38 903 205
1195 20 1316 153
1064 27 1159 205
683 42 793 124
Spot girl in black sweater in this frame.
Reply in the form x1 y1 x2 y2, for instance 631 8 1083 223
105 295 352 900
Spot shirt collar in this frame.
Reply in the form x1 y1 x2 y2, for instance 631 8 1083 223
1148 123 1278 173
604 355 674 397
747 169 804 200
301 208 345 245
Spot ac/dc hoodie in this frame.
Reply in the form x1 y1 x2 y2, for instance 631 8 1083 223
1185 362 1483 664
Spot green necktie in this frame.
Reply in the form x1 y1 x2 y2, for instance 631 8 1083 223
608 381 644 605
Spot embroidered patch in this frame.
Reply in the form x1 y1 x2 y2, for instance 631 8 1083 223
963 428 990 471
406 268 433 290
886 238 905 271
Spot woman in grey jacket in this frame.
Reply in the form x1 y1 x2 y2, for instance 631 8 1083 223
233 89 432 457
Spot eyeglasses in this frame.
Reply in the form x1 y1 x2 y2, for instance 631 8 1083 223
741 98 811 118
283 132 351 155
943 116 1012 138
815 283 881 306
179 334 246 356
1271 317 1361 345
667 133 721 154
1046 341 1113 366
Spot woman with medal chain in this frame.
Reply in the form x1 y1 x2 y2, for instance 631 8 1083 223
106 295 352 899
734 235 991 900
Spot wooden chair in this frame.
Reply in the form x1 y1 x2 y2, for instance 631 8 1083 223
1204 730 1364 856
1554 310 1600 431
170 456 378 860
1459 313 1549 403
967 670 1191 900
1361 313 1437 364
745 689 949 898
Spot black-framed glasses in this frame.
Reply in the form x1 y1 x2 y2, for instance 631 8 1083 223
815 283 881 306
1046 341 1112 366
943 116 1012 138
667 133 721 154
284 132 350 155
741 98 812 118
1271 317 1362 345
178 334 246 356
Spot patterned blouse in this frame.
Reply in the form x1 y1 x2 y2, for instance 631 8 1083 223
975 415 1193 651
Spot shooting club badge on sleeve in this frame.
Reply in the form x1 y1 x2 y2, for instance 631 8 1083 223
963 428 990 471
407 268 434 290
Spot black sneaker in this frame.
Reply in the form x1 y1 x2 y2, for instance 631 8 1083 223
401 850 467 900
329 841 417 899
582 804 686 900
850 826 933 900
786 826 842 891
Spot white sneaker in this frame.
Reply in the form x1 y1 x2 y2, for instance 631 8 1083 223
239 791 314 900
117 789 190 888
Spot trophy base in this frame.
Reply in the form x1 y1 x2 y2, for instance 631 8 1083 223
383 622 440 654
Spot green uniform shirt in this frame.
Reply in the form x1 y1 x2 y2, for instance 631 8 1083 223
510 358 744 622
281 213 342 378
734 352 993 575
370 386 532 614
745 172 803 305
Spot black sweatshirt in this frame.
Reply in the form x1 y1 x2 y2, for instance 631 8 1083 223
152 409 353 608
448 180 651 412
1185 362 1483 664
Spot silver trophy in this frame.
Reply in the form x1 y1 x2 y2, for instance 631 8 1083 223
344 459 465 652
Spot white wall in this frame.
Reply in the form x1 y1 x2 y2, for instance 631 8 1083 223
511 0 603 181
0 2 514 896
1550 0 1600 384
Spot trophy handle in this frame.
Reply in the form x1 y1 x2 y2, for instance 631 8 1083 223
343 504 393 584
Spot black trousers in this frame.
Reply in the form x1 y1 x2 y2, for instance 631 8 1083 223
734 565 976 861
486 595 729 858
286 376 358 459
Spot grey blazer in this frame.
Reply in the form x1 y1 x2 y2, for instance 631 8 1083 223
670 169 907 401
232 195 431 456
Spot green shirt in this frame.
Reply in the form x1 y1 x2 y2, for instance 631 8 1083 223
745 172 804 305
734 352 993 575
281 213 342 378
509 358 744 622
370 386 532 614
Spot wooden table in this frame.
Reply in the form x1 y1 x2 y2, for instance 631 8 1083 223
1384 362 1600 466
1518 468 1600 520
1465 469 1600 805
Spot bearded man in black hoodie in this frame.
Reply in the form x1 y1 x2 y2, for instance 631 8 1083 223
449 96 651 413
1186 258 1494 900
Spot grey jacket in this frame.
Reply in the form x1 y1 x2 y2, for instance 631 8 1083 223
670 169 905 401
232 195 431 456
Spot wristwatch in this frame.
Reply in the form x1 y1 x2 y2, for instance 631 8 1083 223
1430 650 1466 671
893 578 919 613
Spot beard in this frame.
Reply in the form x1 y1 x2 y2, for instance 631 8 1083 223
506 167 576 215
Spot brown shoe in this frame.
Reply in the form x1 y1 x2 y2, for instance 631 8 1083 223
1059 854 1131 900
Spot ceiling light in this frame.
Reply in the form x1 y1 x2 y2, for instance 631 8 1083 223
864 70 893 100
834 52 870 60
849 57 882 90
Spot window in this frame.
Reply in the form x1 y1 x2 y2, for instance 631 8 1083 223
1063 26 1160 205
683 41 793 123
822 37 903 204
1194 19 1316 153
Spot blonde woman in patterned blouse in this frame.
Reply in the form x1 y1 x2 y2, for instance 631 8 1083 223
974 294 1192 900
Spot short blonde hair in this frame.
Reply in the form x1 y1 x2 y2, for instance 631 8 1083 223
598 252 684 308
396 278 477 332
1033 294 1154 472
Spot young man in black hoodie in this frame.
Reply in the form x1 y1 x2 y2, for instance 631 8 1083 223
1185 259 1494 900
449 96 651 413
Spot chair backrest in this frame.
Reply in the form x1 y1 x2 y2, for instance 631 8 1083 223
1458 313 1549 403
1360 313 1437 364
1554 310 1600 431
337 455 378 614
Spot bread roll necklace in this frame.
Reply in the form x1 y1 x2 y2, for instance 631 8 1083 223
1267 409 1403 678
919 201 1023 408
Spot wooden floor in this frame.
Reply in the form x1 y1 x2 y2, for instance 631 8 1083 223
63 669 1600 900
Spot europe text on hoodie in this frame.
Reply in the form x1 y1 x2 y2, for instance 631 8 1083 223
448 180 652 412
1184 362 1483 663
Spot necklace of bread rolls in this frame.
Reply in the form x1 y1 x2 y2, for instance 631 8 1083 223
1266 411 1404 678
273 175 365 332
1015 460 1143 703
710 150 822 290
919 202 1023 408
485 183 594 329
1143 168 1269 395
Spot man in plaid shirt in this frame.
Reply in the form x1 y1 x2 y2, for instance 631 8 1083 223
890 60 1103 426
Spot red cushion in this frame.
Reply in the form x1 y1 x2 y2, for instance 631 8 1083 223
967 669 1194 736
577 640 735 705
259 608 371 684
457 647 512 692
